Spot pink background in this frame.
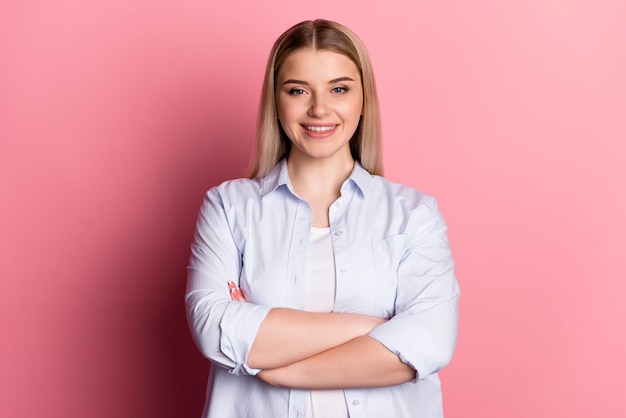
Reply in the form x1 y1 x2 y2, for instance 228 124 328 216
2 1 625 417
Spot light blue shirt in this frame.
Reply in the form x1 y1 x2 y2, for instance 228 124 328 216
186 159 460 418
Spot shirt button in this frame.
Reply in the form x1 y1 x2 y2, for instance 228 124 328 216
352 399 360 406
340 267 348 274
334 231 342 237
334 202 341 208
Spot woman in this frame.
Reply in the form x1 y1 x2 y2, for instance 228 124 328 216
186 19 459 418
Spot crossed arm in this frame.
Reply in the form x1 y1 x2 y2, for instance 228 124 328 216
256 333 416 389
189 192 457 391
239 299 417 389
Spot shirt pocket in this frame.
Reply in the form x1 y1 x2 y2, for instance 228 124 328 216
372 234 408 315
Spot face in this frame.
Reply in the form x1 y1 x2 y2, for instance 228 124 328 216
275 48 363 165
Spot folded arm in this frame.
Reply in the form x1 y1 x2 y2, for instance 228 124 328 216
256 335 416 389
246 308 385 369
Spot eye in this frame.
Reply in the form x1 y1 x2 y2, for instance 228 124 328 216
332 87 348 94
289 88 306 95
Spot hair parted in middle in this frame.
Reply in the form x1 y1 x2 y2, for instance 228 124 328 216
250 19 383 178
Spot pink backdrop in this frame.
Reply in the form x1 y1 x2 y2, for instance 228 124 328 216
2 1 625 417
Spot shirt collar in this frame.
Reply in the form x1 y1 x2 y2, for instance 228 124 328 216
260 158 373 198
260 159 290 197
347 160 372 197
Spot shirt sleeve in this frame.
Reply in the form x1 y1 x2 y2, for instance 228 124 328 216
368 196 460 380
185 188 271 376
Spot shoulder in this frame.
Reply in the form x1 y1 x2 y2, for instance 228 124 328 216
204 177 263 207
368 176 450 242
369 175 439 212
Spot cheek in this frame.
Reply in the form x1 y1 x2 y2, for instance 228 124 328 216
275 104 295 140
276 98 295 124
341 98 364 125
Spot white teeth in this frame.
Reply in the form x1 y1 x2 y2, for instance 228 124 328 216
305 125 335 132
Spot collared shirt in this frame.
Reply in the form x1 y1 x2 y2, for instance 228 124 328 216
186 159 460 418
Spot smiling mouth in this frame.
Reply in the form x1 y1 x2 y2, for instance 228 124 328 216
303 125 337 132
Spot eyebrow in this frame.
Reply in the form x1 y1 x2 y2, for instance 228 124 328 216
282 76 356 85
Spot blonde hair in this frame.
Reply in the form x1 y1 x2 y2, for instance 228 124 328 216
250 19 383 178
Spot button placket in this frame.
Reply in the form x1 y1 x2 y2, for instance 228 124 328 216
286 200 310 310
329 195 351 308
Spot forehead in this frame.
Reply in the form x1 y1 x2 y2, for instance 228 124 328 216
277 48 361 81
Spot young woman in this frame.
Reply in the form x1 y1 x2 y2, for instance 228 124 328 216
186 19 460 418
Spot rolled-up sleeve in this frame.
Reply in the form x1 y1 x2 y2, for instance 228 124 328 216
185 189 271 376
368 196 460 380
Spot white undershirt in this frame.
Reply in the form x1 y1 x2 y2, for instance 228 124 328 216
305 227 350 418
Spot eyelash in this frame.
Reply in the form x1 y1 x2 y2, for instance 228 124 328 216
288 87 349 95
289 88 306 95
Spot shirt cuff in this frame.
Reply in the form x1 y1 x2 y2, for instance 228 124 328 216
368 314 449 380
219 302 272 376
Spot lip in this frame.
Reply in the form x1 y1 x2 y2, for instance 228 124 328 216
300 124 338 139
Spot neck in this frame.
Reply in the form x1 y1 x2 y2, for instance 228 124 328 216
287 155 355 197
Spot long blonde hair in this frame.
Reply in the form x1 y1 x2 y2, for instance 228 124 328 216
250 19 383 178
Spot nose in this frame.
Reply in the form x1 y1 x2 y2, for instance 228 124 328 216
307 94 329 118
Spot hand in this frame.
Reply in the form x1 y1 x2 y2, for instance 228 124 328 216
228 281 246 302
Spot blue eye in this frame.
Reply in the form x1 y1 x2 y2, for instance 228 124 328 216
332 87 348 94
